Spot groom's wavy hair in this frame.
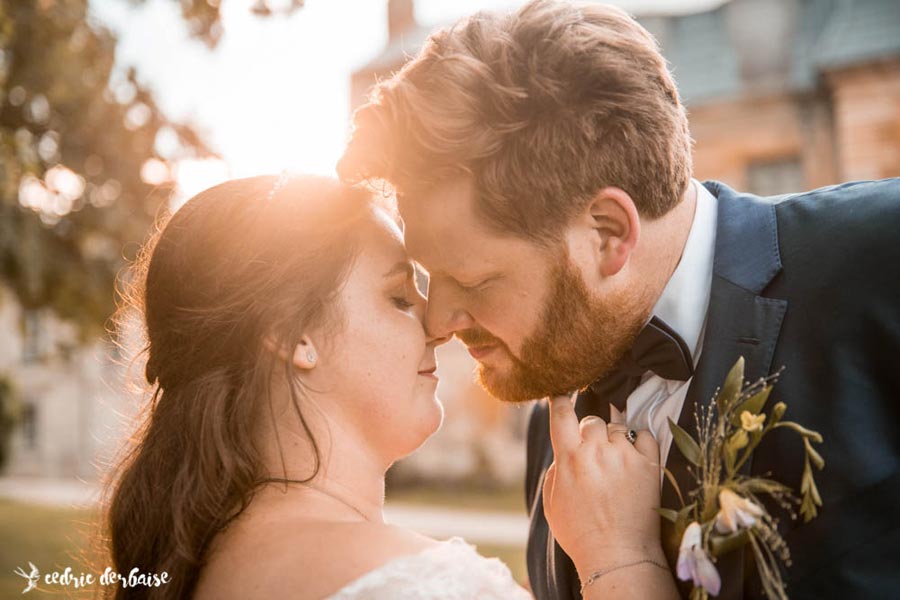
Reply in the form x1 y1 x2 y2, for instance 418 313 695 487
339 0 693 242
103 175 375 599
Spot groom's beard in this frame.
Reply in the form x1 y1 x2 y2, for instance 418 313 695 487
460 258 652 403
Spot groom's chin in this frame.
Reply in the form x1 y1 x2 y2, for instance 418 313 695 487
475 363 550 404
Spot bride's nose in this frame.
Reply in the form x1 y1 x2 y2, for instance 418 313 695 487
418 292 448 347
426 329 451 349
413 287 447 348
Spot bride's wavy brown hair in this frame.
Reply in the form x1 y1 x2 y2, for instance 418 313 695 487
103 175 375 599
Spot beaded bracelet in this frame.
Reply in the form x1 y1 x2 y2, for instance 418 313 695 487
579 559 669 594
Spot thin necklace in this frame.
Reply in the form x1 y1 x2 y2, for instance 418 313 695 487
260 477 374 522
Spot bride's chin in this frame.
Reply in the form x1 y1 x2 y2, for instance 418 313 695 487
399 396 444 457
430 396 445 431
421 394 444 434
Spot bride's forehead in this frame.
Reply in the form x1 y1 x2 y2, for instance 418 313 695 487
359 213 409 264
369 205 404 240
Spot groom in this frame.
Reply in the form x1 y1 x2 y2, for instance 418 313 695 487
338 1 900 598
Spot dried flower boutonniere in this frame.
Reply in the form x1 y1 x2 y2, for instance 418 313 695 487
660 357 825 599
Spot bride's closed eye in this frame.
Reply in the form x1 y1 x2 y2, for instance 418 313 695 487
389 279 421 311
383 260 422 312
391 294 415 310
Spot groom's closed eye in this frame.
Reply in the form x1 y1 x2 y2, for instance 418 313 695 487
456 274 501 293
457 281 488 293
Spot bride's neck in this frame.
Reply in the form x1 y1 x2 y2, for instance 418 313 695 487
308 428 387 523
258 401 388 523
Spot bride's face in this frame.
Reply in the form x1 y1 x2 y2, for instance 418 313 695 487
306 207 444 463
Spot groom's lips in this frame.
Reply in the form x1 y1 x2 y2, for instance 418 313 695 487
467 345 497 360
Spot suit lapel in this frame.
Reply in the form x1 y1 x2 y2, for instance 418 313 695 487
660 182 788 599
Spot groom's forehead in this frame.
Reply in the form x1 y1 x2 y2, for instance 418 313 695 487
398 194 512 275
398 182 494 246
397 179 476 221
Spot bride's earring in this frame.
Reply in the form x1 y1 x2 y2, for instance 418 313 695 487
291 338 318 370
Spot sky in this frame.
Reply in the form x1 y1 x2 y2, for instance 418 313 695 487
88 0 725 206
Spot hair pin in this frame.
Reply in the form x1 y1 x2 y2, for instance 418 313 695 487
266 170 292 201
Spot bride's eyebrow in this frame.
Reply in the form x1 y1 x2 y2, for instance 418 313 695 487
383 261 415 280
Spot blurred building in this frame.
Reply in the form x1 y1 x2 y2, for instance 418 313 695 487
642 0 900 191
0 286 135 480
352 0 900 193
353 0 900 486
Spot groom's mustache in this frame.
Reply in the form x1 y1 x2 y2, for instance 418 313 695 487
456 328 505 350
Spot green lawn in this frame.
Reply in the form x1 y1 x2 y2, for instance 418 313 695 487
386 483 527 514
0 488 530 595
475 542 529 588
0 499 100 598
386 484 529 586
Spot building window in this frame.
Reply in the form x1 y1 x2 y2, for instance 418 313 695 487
747 157 805 197
22 310 47 363
21 403 37 450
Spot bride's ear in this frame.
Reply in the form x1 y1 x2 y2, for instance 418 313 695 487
263 335 319 371
291 336 319 370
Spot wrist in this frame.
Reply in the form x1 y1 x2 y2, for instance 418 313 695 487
572 543 667 583
576 556 671 596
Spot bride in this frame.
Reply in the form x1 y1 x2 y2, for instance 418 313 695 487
105 174 678 599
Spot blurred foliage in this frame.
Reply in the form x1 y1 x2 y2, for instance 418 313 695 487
0 0 215 337
134 0 305 49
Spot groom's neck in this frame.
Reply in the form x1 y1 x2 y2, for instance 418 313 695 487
633 178 699 303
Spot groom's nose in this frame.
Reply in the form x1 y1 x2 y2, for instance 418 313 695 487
424 279 475 339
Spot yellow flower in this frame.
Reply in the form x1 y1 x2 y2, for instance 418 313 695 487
740 410 766 432
715 488 765 534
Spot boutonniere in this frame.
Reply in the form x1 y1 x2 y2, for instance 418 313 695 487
659 358 825 600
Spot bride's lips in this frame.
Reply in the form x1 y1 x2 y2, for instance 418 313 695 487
418 366 438 381
467 345 497 360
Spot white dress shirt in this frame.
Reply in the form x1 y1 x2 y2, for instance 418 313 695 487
609 179 718 473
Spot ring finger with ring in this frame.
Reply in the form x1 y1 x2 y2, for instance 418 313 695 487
607 425 638 445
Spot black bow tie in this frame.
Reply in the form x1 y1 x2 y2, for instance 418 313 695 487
584 316 694 413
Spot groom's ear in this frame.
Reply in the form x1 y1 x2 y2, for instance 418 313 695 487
585 186 640 278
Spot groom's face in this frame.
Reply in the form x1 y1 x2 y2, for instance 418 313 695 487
400 179 651 403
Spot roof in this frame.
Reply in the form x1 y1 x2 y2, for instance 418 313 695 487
810 0 900 69
353 0 900 104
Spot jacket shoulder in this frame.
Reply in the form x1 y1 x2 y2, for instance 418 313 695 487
765 179 900 302
775 178 900 222
775 178 900 252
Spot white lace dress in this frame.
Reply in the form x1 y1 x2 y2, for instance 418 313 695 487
327 536 533 599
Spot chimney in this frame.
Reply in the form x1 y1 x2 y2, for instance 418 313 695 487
388 0 415 41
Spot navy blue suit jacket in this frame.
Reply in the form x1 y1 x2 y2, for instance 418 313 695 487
525 179 900 599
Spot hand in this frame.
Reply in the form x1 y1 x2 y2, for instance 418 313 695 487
541 393 665 576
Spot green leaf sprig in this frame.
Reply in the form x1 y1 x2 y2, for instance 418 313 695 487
661 358 825 600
